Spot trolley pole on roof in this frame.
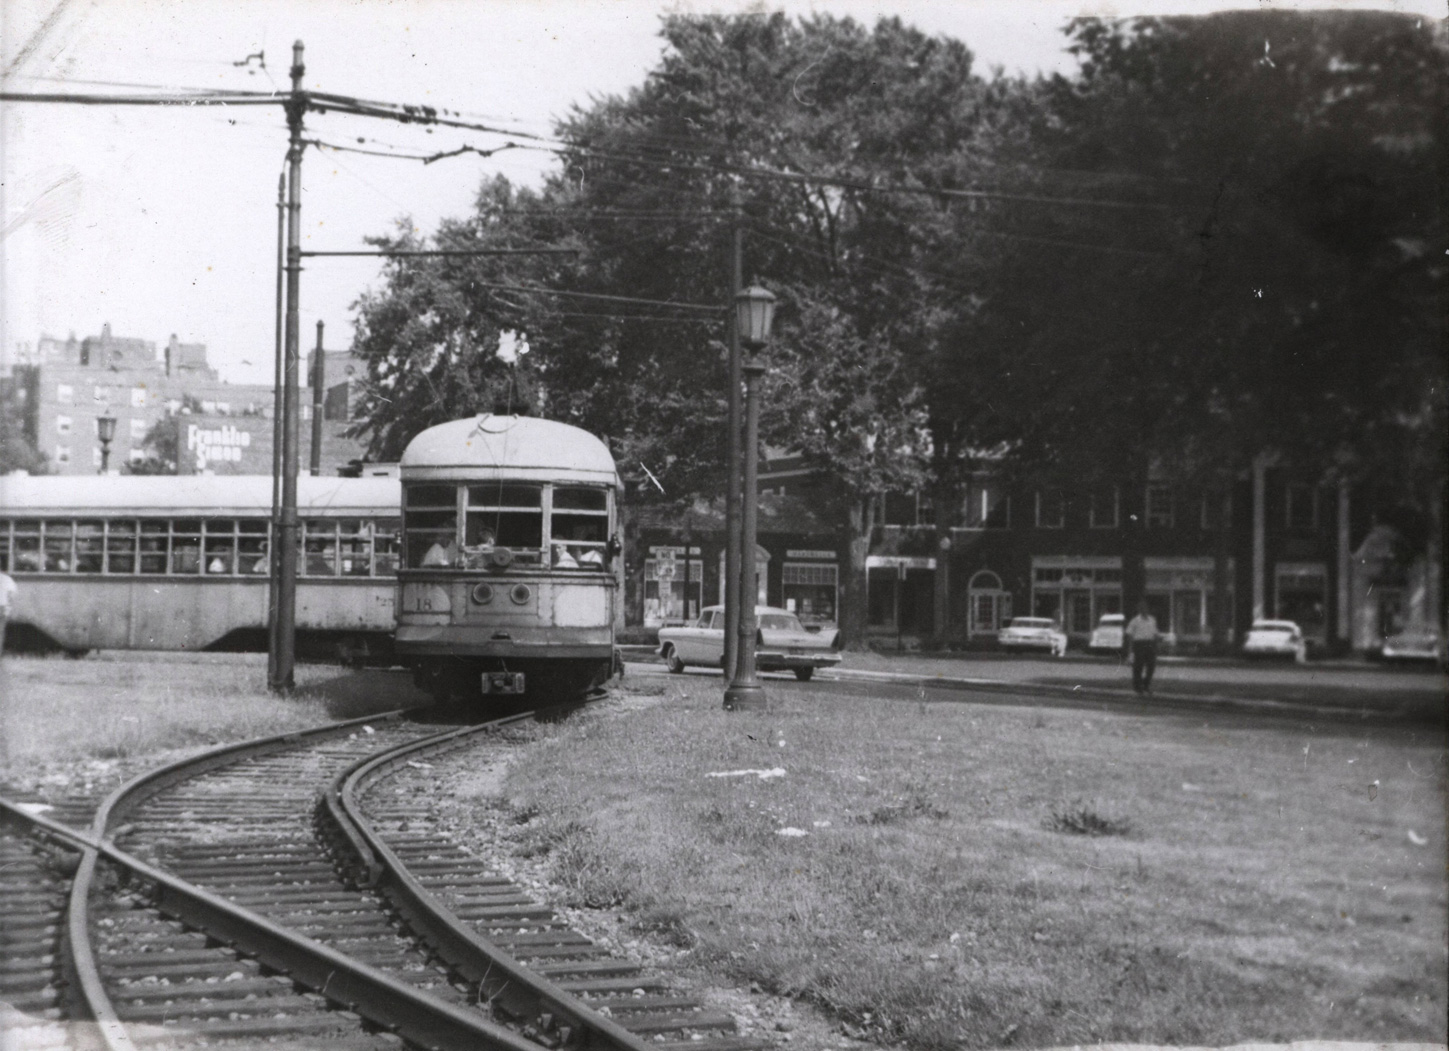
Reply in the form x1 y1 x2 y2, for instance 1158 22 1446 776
270 39 306 694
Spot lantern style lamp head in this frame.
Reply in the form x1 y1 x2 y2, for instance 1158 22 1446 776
735 286 776 351
96 412 117 474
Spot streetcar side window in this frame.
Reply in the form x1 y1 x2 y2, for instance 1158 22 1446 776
303 519 338 577
239 520 269 574
171 520 201 574
404 484 459 569
466 484 542 564
44 520 73 572
75 521 104 573
107 520 138 574
550 487 609 571
0 521 9 571
204 520 237 575
139 520 169 574
8 521 38 572
373 518 400 576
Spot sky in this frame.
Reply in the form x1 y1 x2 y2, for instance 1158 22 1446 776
2 0 1441 386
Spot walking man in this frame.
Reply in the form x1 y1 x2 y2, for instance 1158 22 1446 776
1124 599 1160 695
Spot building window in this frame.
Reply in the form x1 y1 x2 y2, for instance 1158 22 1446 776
93 446 103 467
962 482 1010 530
883 491 931 528
128 448 146 464
1035 490 1064 529
56 415 72 435
1089 487 1119 529
1146 485 1175 528
57 383 74 404
1285 484 1318 530
130 417 149 440
1275 562 1327 642
56 445 71 464
782 562 838 625
131 386 147 408
1201 492 1232 530
645 548 705 627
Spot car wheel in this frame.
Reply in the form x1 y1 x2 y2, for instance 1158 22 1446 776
793 667 814 682
664 645 685 674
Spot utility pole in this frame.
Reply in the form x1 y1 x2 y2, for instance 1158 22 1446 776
723 203 743 681
270 40 306 693
267 170 286 688
309 320 325 476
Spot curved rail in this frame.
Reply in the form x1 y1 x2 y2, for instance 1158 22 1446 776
321 713 658 1051
2 795 544 1051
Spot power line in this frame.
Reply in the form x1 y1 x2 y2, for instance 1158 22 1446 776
463 280 723 312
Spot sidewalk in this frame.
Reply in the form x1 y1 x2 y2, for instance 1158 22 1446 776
623 645 1447 721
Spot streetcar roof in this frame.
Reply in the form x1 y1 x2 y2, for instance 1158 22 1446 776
0 474 400 516
400 415 618 484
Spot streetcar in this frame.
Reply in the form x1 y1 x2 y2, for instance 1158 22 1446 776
395 414 621 703
0 473 400 662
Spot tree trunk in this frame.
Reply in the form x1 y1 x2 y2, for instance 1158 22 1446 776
840 494 875 651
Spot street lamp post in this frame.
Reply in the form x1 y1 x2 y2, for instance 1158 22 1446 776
723 285 776 712
96 413 117 474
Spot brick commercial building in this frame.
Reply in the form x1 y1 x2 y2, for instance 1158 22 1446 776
7 325 371 476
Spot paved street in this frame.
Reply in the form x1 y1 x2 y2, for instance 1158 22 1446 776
624 647 1446 722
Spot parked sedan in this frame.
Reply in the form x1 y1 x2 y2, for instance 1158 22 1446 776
997 616 1068 657
1087 613 1125 653
658 606 842 681
1241 619 1308 662
1375 627 1443 665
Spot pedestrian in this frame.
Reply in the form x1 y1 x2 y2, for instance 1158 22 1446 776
0 568 16 657
1123 599 1160 695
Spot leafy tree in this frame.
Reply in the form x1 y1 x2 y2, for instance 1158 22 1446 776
936 11 1446 634
0 412 47 475
126 417 179 474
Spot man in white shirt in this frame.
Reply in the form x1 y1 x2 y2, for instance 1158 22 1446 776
1123 600 1160 695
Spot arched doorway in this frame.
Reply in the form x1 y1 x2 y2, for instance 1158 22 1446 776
967 569 1010 638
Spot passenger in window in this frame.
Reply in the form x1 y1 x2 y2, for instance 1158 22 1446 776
552 544 579 569
463 527 496 567
421 539 458 567
207 556 230 574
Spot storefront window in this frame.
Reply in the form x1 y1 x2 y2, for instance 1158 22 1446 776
1276 562 1327 641
782 562 838 625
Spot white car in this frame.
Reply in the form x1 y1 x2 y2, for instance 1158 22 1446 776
998 616 1068 657
1241 619 1308 662
657 605 842 681
1087 613 1125 653
1376 627 1443 664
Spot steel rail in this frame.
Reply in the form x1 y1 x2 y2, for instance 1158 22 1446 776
1 797 545 1051
321 710 660 1051
54 708 416 1051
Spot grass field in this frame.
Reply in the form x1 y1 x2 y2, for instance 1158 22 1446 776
0 652 422 781
498 674 1447 1050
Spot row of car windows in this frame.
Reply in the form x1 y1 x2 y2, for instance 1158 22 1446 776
403 483 610 571
0 517 399 577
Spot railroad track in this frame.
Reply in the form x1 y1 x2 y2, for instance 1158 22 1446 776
0 702 767 1051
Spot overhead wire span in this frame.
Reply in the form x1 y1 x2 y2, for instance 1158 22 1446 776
303 94 1170 213
464 281 723 312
